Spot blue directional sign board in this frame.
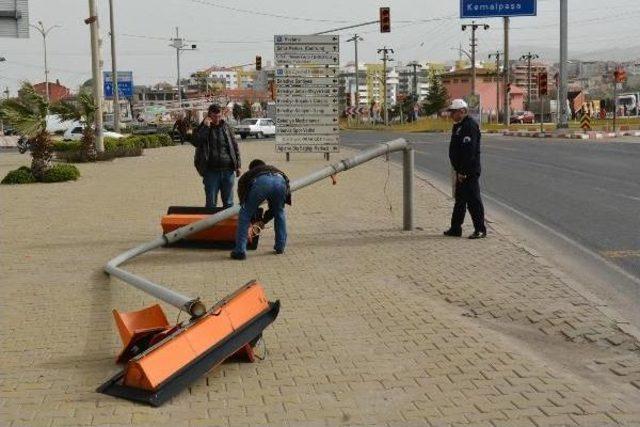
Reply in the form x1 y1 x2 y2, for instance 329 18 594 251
460 0 537 18
103 71 133 98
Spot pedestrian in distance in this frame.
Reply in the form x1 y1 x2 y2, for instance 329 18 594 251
443 99 487 239
230 159 291 260
173 112 189 145
193 104 241 209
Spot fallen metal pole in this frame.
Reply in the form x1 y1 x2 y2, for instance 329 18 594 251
105 139 413 316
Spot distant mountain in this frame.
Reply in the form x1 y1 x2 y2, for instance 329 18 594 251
479 45 640 63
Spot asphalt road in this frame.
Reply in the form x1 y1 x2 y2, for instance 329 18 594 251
341 130 640 281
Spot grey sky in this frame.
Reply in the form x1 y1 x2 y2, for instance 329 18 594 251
1 0 638 95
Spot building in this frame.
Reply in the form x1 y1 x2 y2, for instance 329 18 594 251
202 66 257 90
512 61 549 105
32 79 71 102
441 67 525 116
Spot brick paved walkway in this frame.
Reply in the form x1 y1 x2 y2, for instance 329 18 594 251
1 141 639 426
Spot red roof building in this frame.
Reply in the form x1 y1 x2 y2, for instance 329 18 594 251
33 79 72 102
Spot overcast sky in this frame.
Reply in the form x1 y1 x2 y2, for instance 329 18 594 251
1 0 639 95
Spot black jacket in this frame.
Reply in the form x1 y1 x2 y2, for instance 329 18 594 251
193 120 240 176
449 115 481 176
237 165 292 205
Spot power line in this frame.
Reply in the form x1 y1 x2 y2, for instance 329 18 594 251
184 0 350 23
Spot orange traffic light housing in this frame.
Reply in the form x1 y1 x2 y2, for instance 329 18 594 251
538 72 548 96
379 7 390 33
255 55 262 71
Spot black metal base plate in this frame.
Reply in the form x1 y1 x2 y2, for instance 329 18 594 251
97 300 280 406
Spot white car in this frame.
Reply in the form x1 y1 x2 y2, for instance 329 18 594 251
234 118 275 139
63 125 124 141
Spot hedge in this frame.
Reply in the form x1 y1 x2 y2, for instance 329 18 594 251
41 164 81 182
1 166 36 184
1 164 80 184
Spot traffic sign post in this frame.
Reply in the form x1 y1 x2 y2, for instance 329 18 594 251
274 34 340 158
103 71 133 98
460 0 537 18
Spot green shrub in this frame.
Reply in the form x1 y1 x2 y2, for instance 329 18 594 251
156 133 174 146
1 167 36 184
52 141 82 152
41 164 80 183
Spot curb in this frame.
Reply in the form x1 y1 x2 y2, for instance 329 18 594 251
503 130 640 140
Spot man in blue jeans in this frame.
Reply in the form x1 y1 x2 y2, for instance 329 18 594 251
193 104 241 208
231 159 291 260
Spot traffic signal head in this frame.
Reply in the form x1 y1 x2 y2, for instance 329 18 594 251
379 7 390 33
614 67 627 83
255 55 262 71
538 72 548 96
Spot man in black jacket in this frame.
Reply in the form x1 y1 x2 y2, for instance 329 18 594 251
230 159 292 260
444 99 487 239
193 104 241 208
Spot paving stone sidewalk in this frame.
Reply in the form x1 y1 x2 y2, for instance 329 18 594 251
1 141 639 427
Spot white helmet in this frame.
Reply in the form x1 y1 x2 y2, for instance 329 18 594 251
447 99 468 110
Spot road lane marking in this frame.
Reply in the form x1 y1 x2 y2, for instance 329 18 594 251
601 250 640 259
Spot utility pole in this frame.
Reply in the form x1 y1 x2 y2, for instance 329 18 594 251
503 17 511 126
346 34 363 110
86 0 104 152
521 52 539 110
559 0 569 128
489 51 501 123
461 21 489 96
29 21 59 104
407 61 423 101
377 46 394 126
170 28 196 108
108 0 120 132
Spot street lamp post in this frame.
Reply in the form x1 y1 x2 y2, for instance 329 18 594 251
29 21 60 103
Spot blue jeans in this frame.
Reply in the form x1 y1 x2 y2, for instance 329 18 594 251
234 174 287 255
203 169 235 208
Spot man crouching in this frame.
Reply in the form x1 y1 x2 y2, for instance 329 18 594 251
230 159 291 260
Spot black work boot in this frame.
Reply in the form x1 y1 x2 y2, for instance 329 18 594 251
468 230 487 239
443 228 463 237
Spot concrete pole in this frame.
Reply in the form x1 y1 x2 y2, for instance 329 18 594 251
176 27 182 107
42 31 49 103
88 0 104 152
354 35 359 108
559 0 569 128
503 17 510 126
108 0 120 132
489 51 501 123
471 24 477 95
527 54 532 109
382 48 388 126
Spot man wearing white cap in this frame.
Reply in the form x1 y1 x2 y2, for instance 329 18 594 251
443 99 487 239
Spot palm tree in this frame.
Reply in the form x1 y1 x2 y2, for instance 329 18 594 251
0 83 53 179
51 92 98 161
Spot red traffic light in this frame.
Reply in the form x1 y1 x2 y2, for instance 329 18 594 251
538 72 548 96
379 7 390 33
255 55 262 71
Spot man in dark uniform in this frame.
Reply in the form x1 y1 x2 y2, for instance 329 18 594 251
444 99 487 239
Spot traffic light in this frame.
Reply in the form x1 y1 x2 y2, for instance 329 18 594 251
614 66 627 83
379 7 390 33
255 55 262 71
538 72 548 96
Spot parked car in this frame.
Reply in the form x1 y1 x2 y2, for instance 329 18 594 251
234 118 275 139
63 125 124 141
510 111 535 124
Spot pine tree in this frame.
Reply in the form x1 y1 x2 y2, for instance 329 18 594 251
423 71 449 116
